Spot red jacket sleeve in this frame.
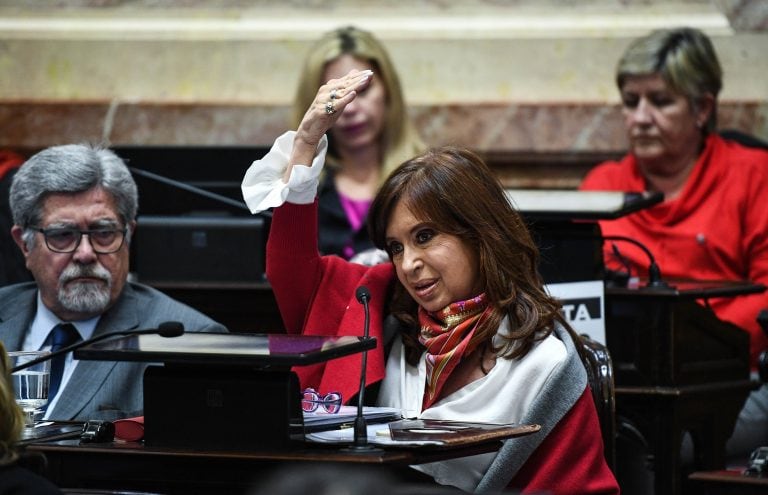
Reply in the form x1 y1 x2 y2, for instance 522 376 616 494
266 200 394 400
266 201 328 334
511 389 620 495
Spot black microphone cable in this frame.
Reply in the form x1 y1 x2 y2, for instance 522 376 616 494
535 227 670 288
602 235 669 288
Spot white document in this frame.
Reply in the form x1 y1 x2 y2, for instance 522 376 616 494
303 405 402 432
306 422 442 446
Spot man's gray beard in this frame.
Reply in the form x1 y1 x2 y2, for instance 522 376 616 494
58 265 113 314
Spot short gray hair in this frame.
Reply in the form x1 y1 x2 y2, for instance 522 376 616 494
616 26 722 133
10 144 138 234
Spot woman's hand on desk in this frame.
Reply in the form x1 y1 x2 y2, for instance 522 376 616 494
287 69 373 180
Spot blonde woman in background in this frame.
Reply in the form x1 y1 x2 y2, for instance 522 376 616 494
292 26 425 262
0 342 63 494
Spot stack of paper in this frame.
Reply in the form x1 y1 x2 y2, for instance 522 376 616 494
302 405 402 433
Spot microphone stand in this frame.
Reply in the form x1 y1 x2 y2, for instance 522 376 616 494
128 167 252 213
12 321 185 373
537 229 670 289
342 287 383 453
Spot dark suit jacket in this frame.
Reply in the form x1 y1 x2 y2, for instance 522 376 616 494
0 282 227 420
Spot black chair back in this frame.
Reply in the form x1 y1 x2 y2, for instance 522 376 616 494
580 334 617 471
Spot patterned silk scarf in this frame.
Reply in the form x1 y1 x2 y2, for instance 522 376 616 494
418 293 490 410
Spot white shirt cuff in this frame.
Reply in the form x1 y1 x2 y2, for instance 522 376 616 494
240 130 328 213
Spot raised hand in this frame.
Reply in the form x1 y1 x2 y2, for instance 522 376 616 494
287 69 373 178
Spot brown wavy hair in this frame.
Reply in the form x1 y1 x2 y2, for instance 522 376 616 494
369 147 572 364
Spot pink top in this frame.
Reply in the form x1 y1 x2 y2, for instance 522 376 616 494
338 193 372 259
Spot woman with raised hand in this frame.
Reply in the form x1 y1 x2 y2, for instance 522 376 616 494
242 69 618 494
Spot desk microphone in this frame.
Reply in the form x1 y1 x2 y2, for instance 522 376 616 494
602 235 669 288
11 321 185 373
342 286 383 453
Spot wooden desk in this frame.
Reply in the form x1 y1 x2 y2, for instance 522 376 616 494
29 440 462 494
688 469 768 495
26 424 538 494
605 281 762 495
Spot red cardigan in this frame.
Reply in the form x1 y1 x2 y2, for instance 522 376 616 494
267 201 394 402
266 201 619 494
581 134 768 369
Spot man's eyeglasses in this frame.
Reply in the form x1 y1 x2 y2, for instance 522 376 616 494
33 227 128 254
301 388 342 414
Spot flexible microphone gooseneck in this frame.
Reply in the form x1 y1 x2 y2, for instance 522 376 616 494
127 166 269 216
540 229 668 289
342 286 383 453
11 321 186 373
602 235 669 288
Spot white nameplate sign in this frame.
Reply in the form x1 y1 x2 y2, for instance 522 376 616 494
545 280 605 344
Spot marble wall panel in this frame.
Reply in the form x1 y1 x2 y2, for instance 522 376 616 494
2 100 764 152
107 104 290 146
0 101 110 149
411 103 627 152
2 99 765 189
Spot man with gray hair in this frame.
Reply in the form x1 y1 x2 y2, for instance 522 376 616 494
0 143 227 421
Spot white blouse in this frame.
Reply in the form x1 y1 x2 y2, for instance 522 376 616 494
376 318 567 492
240 131 328 213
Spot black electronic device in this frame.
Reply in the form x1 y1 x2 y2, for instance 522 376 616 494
123 160 270 285
505 189 664 284
114 146 268 217
74 332 375 368
134 214 266 284
80 420 115 444
75 332 376 450
745 446 768 476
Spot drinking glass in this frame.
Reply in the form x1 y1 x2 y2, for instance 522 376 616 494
8 351 51 427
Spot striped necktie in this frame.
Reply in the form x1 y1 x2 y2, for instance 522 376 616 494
48 323 80 406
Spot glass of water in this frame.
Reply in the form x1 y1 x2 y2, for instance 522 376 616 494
8 351 51 427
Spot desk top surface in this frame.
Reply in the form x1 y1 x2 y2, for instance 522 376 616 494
25 430 535 467
606 279 766 299
22 420 539 465
689 469 768 487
